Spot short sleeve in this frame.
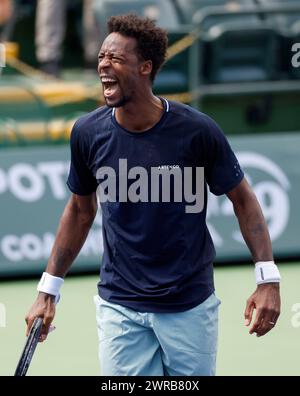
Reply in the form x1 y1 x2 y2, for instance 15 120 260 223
203 115 244 196
66 120 98 195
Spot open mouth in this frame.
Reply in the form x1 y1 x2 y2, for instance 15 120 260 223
101 77 119 98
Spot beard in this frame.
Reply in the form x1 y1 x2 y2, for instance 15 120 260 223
103 81 133 108
105 94 131 108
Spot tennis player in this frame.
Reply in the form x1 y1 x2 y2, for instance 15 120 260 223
26 14 281 376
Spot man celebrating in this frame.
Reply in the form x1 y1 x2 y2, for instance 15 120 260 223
26 14 281 376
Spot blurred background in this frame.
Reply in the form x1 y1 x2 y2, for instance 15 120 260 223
0 0 300 376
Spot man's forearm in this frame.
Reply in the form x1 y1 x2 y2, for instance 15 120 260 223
45 195 96 278
233 194 273 263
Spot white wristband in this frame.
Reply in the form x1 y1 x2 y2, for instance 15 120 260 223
37 272 64 304
255 261 281 285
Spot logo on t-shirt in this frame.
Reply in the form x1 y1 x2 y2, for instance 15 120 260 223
157 165 180 170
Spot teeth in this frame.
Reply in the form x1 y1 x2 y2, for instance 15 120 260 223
102 78 117 83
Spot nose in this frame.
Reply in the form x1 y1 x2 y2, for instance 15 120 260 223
98 55 111 72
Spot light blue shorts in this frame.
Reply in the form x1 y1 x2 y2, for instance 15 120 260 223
94 292 221 376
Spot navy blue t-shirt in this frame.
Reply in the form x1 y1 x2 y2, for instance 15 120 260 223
67 99 244 312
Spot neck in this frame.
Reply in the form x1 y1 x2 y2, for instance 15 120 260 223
114 89 164 132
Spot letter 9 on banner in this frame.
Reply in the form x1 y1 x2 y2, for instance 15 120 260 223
233 152 290 243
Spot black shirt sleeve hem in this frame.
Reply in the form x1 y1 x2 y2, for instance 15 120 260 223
66 181 97 196
209 172 244 196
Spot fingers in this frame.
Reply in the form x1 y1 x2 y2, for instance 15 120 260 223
39 304 56 342
26 315 55 342
25 296 56 342
244 298 255 327
39 314 53 342
246 285 281 337
249 307 265 335
25 314 35 337
254 310 280 337
249 308 280 337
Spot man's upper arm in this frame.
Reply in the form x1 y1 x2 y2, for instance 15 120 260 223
226 177 256 208
70 192 97 220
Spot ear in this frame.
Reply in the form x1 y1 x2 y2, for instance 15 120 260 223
140 60 152 77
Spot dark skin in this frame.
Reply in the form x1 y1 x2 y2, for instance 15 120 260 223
25 193 97 341
97 32 164 131
26 33 280 341
227 178 280 337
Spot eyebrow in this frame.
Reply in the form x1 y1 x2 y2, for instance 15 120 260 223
98 43 139 58
98 51 126 59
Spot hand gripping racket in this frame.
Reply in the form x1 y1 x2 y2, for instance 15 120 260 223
14 317 43 376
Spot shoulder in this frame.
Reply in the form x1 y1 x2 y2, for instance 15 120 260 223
70 105 111 147
73 106 111 132
167 100 224 137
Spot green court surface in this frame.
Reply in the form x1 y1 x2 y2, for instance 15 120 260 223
0 262 299 376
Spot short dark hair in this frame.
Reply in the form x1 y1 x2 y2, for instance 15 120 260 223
107 14 168 82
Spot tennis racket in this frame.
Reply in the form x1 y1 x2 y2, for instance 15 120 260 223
14 317 43 376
